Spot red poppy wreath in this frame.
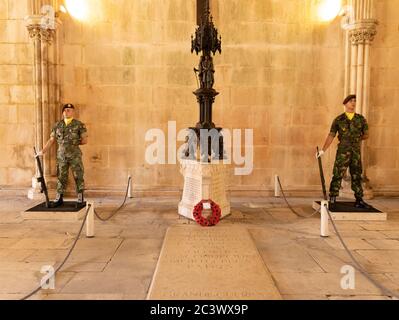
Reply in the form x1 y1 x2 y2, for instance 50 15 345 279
192 199 222 227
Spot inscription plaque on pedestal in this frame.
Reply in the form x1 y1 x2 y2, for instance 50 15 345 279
178 159 230 220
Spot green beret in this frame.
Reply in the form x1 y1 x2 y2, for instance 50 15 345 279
62 103 75 112
343 94 356 105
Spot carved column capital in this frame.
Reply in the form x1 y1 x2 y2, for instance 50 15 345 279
27 24 42 40
27 25 56 44
25 15 60 44
348 20 378 45
40 28 56 44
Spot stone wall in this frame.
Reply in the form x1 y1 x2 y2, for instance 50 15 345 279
58 0 345 195
367 0 399 194
58 0 199 194
0 0 35 188
213 0 345 194
1 0 398 196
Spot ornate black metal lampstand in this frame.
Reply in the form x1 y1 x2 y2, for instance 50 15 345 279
184 1 224 162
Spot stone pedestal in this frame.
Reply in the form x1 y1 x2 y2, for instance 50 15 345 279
178 159 230 220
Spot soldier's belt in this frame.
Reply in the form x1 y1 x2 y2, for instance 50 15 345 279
58 142 80 145
337 143 361 149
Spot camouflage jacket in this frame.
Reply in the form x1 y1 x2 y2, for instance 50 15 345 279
51 119 88 156
329 113 368 149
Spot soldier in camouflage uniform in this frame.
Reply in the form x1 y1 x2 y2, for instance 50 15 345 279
316 95 371 209
37 104 88 207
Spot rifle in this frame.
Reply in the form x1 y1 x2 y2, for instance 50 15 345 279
317 146 328 201
34 147 51 208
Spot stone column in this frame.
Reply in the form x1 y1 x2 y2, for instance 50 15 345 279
26 1 60 199
26 18 44 158
340 0 378 199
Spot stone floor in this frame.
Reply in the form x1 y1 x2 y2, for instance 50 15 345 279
1 195 399 300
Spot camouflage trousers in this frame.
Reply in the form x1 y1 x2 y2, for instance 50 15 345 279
56 154 85 194
329 147 363 198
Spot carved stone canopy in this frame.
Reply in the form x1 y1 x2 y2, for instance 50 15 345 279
191 1 222 56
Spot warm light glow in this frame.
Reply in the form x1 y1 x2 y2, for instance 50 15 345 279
318 0 342 22
59 5 67 14
64 0 89 20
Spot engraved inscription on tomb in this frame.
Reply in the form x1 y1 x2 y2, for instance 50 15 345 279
147 226 282 300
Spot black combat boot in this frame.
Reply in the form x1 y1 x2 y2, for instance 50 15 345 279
53 193 63 207
76 191 84 208
329 196 336 206
355 197 371 209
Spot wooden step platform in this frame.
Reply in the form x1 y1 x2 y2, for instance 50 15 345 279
22 201 87 221
312 201 387 221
